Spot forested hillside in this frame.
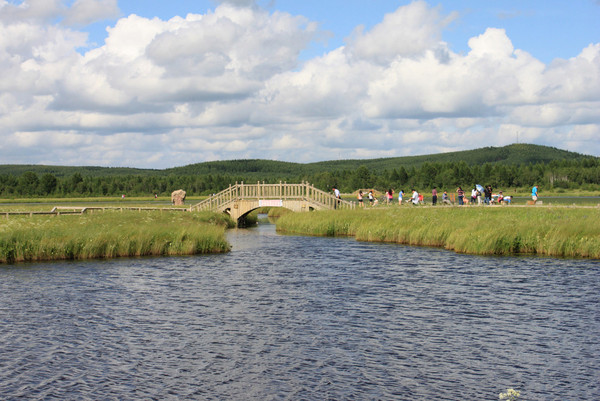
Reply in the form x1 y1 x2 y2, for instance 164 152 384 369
0 144 598 197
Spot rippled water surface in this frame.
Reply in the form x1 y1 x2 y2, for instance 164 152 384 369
1 222 599 400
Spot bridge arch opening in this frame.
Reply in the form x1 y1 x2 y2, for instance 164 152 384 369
221 207 253 228
237 206 297 227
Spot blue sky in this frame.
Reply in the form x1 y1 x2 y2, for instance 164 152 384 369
284 0 599 63
87 0 600 63
0 0 599 168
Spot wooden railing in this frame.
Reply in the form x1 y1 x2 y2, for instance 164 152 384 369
190 182 355 211
2 206 188 218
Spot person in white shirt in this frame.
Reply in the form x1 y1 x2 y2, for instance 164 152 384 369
333 187 341 209
411 189 419 205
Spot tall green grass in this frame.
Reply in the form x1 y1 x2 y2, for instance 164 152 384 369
266 207 293 218
0 211 233 263
276 207 600 258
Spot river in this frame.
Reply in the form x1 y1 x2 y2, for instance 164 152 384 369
1 220 599 400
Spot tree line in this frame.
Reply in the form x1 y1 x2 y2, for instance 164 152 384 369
1 158 599 198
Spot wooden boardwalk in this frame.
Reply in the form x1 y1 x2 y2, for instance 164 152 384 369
2 206 187 218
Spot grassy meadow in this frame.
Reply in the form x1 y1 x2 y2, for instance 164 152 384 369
276 206 600 259
0 210 233 264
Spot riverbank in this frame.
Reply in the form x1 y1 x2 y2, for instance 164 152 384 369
275 207 600 258
0 211 233 264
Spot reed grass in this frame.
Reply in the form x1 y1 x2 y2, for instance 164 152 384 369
276 207 600 258
0 211 233 263
267 207 293 218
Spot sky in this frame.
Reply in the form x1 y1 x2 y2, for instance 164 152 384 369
0 0 599 169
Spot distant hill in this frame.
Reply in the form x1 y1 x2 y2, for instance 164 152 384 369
305 143 590 171
0 144 594 177
163 159 301 178
165 143 592 176
0 165 160 177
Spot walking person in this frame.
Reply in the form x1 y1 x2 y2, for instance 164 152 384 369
386 188 394 205
531 185 539 204
368 190 378 206
333 187 341 209
357 190 364 208
484 185 492 205
398 189 404 205
432 187 438 206
471 187 477 205
457 186 465 205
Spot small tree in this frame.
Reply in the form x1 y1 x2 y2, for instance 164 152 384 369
18 171 40 196
39 173 58 195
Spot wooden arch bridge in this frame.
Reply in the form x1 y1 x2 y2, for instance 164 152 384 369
190 182 355 225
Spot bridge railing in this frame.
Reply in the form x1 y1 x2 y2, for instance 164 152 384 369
190 182 355 211
190 184 239 212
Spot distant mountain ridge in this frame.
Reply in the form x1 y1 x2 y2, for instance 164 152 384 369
0 144 594 177
138 144 598 177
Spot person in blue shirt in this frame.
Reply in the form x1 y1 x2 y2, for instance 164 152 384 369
531 185 539 203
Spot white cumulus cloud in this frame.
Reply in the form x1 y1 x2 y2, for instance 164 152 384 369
0 0 598 168
62 0 119 26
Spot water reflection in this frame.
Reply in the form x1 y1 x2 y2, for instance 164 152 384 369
0 222 598 400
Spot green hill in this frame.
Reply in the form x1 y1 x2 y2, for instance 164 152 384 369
0 144 594 178
1 144 598 197
305 143 589 171
166 144 591 177
0 165 159 177
163 159 301 178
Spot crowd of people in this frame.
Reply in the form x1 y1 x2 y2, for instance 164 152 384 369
348 185 541 207
455 185 512 205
